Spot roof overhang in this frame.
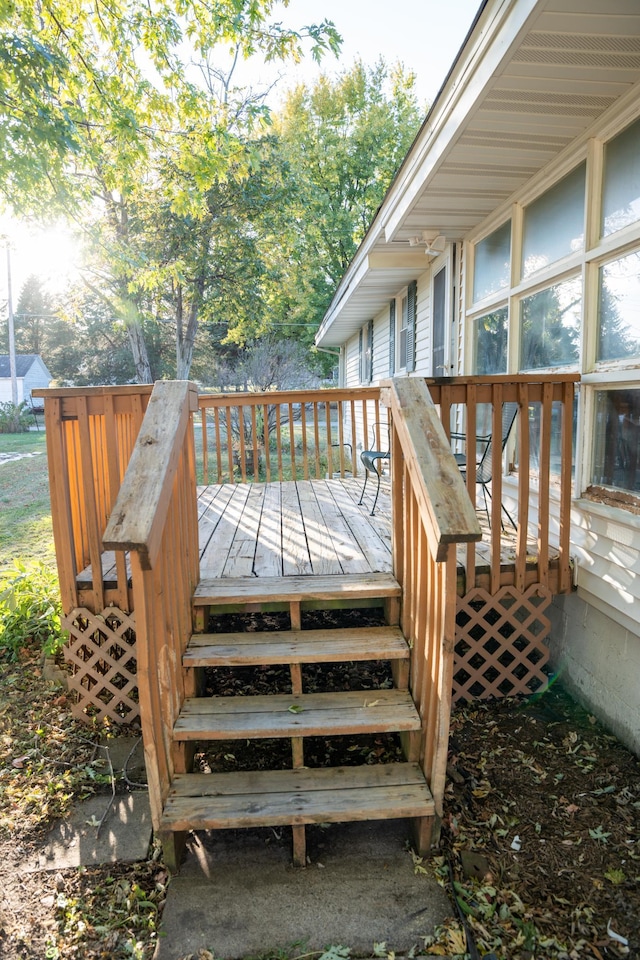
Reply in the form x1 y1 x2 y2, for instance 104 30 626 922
316 0 640 348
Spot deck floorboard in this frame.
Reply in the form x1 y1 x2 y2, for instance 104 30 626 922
198 478 392 579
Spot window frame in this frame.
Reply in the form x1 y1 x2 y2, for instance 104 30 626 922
464 110 640 511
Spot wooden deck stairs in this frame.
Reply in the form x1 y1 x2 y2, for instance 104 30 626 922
159 572 437 870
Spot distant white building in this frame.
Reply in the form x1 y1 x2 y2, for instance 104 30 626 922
0 354 52 408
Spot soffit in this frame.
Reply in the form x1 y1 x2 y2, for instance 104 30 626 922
317 0 640 348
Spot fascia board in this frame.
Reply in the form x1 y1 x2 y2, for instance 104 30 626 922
382 0 541 243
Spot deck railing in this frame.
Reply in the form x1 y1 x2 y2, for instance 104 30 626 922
196 387 384 484
425 373 579 596
103 381 200 828
387 378 481 836
35 385 153 613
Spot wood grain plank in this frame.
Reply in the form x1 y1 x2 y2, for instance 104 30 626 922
222 484 264 578
253 482 283 577
194 572 400 606
161 764 434 831
280 482 313 576
174 689 421 740
199 484 252 579
184 625 409 666
297 480 341 575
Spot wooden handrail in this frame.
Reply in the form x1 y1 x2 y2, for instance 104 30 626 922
388 378 481 561
102 379 201 831
104 381 199 569
386 377 480 837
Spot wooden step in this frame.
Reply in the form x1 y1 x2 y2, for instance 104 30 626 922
193 572 401 607
160 762 434 832
173 689 420 741
183 625 409 667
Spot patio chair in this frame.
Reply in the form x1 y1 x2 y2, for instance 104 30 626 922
358 422 390 516
451 401 519 530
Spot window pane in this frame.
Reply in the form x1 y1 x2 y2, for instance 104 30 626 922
592 388 640 493
474 306 508 374
473 221 511 302
602 117 640 237
598 250 640 362
522 165 585 279
520 276 581 370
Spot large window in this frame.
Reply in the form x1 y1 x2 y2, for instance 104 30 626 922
598 251 640 362
468 111 640 508
592 388 640 494
520 277 581 370
474 307 508 374
602 116 640 237
522 164 585 279
473 221 511 302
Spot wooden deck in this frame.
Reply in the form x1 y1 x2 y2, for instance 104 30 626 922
197 478 392 579
196 477 559 590
78 476 557 594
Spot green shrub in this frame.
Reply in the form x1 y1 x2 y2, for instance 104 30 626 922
0 400 34 433
0 561 64 660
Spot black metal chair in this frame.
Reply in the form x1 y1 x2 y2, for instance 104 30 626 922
358 422 390 516
451 402 519 530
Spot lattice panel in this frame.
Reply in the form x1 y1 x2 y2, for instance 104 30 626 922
454 584 551 703
63 606 139 724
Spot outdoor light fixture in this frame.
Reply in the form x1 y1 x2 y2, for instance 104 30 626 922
407 230 446 255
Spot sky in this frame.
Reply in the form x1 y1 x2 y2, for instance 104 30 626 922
239 0 482 109
0 0 481 306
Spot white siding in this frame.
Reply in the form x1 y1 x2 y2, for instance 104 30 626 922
23 357 51 403
0 378 25 404
345 333 360 388
414 268 432 376
371 304 391 384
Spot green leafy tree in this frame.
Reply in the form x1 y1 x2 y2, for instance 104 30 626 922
0 0 340 380
266 60 423 342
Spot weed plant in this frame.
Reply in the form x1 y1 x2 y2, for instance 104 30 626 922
0 560 64 660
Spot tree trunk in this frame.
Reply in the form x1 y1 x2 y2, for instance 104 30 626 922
126 318 153 384
175 281 202 380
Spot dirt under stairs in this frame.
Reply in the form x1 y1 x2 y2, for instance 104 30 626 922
159 573 436 870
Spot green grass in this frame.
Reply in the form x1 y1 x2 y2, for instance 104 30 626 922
0 431 55 568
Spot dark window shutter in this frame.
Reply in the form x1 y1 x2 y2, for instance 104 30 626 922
388 299 396 376
406 279 417 373
359 327 364 383
366 318 374 383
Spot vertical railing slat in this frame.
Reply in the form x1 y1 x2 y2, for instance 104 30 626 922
558 381 574 594
515 383 530 593
538 382 553 588
490 384 503 595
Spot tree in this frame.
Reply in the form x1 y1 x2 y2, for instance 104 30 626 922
264 60 423 341
0 1 340 380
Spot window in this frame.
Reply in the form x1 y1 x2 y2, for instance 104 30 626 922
597 251 640 362
520 276 581 370
474 306 508 375
432 266 446 375
522 164 586 279
591 388 640 494
359 320 373 384
602 116 640 237
473 221 511 302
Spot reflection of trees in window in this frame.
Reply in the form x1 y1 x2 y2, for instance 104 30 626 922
597 252 640 362
592 389 640 493
474 307 507 374
520 279 581 370
602 116 640 237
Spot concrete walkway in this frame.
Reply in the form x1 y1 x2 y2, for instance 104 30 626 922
155 820 451 960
